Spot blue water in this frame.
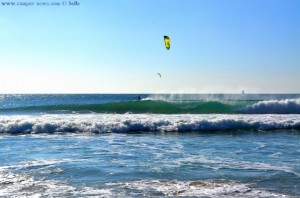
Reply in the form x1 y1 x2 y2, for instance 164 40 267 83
0 94 299 197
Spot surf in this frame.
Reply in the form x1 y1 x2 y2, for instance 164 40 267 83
0 95 299 114
1 114 300 134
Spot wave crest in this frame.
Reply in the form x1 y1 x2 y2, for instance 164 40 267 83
0 114 299 134
243 99 300 114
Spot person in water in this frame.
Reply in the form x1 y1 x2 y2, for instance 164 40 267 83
138 96 141 100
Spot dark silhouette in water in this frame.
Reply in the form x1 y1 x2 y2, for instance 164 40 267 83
138 96 141 100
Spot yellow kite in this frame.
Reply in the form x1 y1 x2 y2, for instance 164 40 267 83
164 36 170 50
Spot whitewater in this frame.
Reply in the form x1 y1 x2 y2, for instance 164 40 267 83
0 114 300 134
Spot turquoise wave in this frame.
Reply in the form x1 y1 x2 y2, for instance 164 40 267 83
0 100 258 114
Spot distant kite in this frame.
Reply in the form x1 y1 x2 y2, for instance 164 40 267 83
164 36 170 50
157 73 161 78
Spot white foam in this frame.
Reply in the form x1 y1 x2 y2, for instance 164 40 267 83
252 142 266 151
269 152 282 158
0 170 291 197
0 114 300 134
114 180 289 197
140 97 153 101
0 159 75 172
79 187 113 197
0 171 76 197
0 170 117 197
169 155 299 177
244 99 300 114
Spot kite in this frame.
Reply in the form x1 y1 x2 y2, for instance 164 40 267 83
164 36 170 50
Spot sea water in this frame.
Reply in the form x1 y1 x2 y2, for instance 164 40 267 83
0 94 299 197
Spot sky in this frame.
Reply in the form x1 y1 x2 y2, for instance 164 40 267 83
0 0 299 93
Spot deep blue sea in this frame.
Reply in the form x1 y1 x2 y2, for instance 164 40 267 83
0 94 299 197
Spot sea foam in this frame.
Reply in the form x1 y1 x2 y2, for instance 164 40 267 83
0 114 299 134
0 171 290 198
243 99 300 114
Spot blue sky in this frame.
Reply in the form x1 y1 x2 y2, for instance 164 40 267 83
0 0 299 93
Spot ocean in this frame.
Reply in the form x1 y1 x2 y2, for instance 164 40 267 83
0 94 299 197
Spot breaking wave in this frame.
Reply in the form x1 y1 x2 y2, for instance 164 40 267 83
1 98 299 114
243 99 300 114
0 100 238 114
0 114 299 134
